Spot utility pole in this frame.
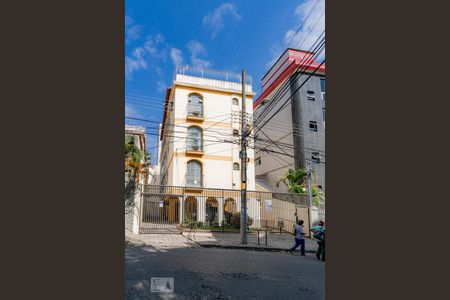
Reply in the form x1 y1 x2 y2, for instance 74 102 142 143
307 163 313 207
240 69 248 244
307 163 314 233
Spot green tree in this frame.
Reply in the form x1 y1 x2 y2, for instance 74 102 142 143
125 141 149 183
124 138 149 207
278 168 321 205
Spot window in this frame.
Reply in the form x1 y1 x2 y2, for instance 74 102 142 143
186 160 202 187
233 163 239 171
312 152 320 163
320 79 325 101
233 129 239 137
256 156 261 165
232 98 239 106
307 90 315 101
309 121 318 132
187 93 203 117
187 126 202 151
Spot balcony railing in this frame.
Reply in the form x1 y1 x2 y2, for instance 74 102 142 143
185 174 204 188
187 144 203 151
187 107 204 119
186 140 204 154
175 65 252 84
174 64 253 93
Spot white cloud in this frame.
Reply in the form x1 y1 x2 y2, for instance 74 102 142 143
266 0 325 69
170 48 183 66
203 3 241 38
125 15 134 27
125 34 169 80
156 81 167 93
126 25 142 42
284 0 325 56
125 47 148 79
125 103 143 118
187 40 207 56
125 16 143 43
191 57 212 69
144 39 158 56
144 34 167 59
187 40 212 68
154 33 165 44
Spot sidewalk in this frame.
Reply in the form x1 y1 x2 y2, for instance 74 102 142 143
125 230 199 250
182 231 318 253
126 229 318 253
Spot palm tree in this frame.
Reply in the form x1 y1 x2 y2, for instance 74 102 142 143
124 139 149 207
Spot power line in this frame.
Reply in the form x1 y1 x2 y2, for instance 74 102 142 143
255 57 325 134
254 32 325 125
126 115 231 129
285 0 322 47
255 29 325 124
254 34 325 127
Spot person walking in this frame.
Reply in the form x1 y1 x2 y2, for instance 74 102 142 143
289 220 305 255
311 220 326 261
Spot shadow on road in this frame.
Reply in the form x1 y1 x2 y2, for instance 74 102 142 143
125 246 325 300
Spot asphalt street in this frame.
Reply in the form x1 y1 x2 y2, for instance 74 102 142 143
125 246 325 300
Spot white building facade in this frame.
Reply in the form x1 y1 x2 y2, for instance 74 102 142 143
155 65 259 225
159 65 256 191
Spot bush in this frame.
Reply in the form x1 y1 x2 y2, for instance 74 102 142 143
230 212 253 228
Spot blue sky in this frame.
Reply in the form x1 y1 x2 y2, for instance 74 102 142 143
125 0 325 163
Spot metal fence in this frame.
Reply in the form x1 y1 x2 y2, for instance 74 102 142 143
174 64 252 85
138 185 310 235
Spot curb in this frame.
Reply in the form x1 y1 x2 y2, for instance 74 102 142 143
125 238 145 247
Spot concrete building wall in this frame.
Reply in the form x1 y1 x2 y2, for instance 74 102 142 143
254 81 295 193
255 52 325 192
292 74 325 191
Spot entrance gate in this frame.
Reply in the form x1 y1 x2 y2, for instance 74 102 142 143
139 185 181 233
137 185 310 234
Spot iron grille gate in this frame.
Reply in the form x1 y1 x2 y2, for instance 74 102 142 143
138 185 310 234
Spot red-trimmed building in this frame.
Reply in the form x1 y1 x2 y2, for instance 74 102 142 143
254 48 325 194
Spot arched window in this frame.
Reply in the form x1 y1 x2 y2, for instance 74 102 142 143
187 126 202 151
186 160 202 187
188 93 203 117
233 129 239 137
232 98 239 106
233 162 239 171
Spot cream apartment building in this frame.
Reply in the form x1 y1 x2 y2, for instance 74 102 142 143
156 65 259 224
